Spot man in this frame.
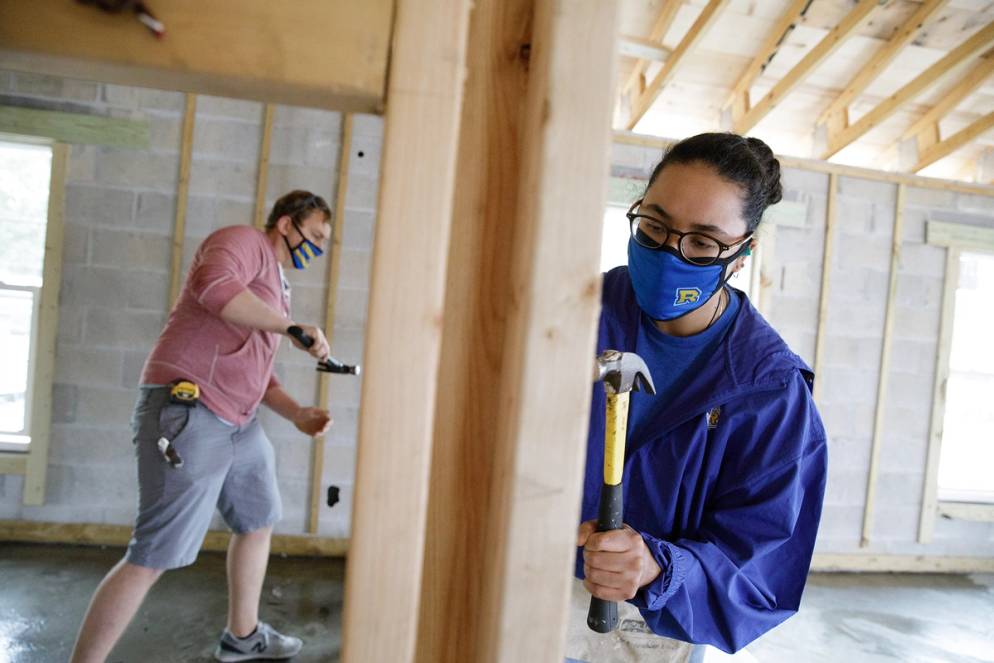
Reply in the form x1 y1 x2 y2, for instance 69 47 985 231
71 190 337 663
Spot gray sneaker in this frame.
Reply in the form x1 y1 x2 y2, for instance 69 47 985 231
214 621 303 661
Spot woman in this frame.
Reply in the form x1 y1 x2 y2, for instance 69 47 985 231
568 133 828 663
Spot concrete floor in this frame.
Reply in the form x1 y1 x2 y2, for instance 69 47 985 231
1 543 992 662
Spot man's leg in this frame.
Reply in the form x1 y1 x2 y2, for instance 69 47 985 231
69 559 163 663
225 525 273 637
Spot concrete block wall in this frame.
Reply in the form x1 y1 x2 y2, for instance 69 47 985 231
609 141 994 558
0 71 377 539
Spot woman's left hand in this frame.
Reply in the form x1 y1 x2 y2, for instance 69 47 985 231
293 407 332 437
577 520 662 601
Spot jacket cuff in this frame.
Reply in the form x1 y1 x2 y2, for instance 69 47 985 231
629 532 686 611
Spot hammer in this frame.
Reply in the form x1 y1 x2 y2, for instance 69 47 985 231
286 325 361 375
587 349 655 633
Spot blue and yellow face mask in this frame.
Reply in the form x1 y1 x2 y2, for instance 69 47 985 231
284 219 324 270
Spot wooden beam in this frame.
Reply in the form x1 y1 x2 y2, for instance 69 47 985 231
308 113 353 536
927 219 994 252
625 0 729 130
417 1 617 660
811 553 994 573
904 59 994 141
0 105 148 148
918 247 960 543
0 453 27 475
735 0 881 135
168 94 196 308
818 0 948 126
825 22 994 159
340 0 473 661
613 130 994 197
812 173 837 402
622 1 683 96
914 112 994 172
619 34 672 62
860 184 904 548
0 520 348 556
253 104 275 230
22 143 66 506
721 0 812 125
477 2 617 661
0 0 392 112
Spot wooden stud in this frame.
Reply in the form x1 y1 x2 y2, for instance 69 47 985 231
612 131 994 198
811 553 994 573
824 22 994 159
721 0 811 118
903 56 994 141
860 184 904 548
621 0 683 96
817 0 948 126
0 452 27 475
0 520 347 556
0 105 149 148
918 247 960 543
253 104 275 230
927 219 994 251
168 94 196 307
735 0 880 135
476 2 618 661
626 0 729 130
308 113 353 536
22 143 66 506
913 112 994 173
812 173 837 402
340 1 473 661
0 0 392 112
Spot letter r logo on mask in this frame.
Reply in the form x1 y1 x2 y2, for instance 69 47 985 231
674 287 702 306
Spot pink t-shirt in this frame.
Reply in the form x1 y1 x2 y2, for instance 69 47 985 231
142 226 289 425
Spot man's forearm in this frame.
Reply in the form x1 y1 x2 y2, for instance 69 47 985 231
263 385 301 421
219 289 291 334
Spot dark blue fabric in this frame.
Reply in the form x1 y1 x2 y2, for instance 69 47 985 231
628 287 740 448
577 266 828 654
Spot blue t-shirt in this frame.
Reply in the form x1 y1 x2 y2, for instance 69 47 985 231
627 287 741 458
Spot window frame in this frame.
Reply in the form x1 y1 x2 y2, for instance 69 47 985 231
0 139 66 507
918 221 994 541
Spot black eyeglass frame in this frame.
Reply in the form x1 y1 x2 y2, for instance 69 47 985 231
625 198 752 266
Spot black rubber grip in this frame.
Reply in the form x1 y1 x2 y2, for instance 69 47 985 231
587 481 623 633
286 325 313 348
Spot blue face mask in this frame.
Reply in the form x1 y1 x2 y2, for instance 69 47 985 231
284 220 324 270
627 239 745 321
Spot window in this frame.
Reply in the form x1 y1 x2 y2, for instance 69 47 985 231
937 251 994 504
0 140 53 451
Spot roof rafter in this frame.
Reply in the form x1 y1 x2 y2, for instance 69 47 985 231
914 111 994 172
817 0 949 126
621 0 684 98
624 0 730 131
722 0 813 125
824 21 994 159
734 0 882 135
902 54 994 140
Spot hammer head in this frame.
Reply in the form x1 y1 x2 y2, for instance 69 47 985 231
593 349 656 396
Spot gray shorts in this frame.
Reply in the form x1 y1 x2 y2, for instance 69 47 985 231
126 387 282 570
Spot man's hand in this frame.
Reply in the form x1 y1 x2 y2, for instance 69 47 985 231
287 323 330 361
577 520 661 602
293 407 332 437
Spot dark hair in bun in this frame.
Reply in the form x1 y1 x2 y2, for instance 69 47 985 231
646 133 783 232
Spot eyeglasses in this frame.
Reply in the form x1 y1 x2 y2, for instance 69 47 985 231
626 199 751 266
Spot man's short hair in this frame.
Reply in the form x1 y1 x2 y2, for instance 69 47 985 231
265 190 332 230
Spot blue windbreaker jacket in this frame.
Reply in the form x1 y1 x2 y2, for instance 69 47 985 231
577 267 828 653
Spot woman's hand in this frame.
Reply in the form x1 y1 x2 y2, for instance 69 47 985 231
293 407 332 437
577 520 662 601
